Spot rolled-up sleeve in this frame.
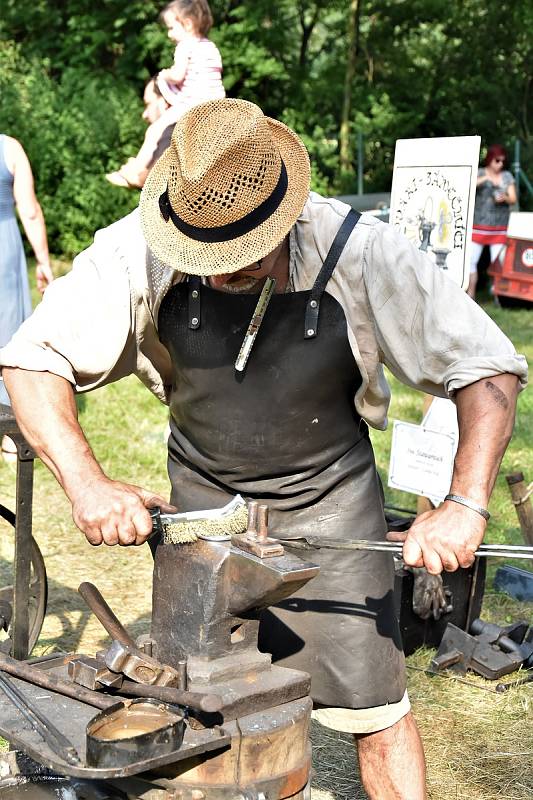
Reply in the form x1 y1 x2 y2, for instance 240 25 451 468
0 235 135 392
362 222 528 396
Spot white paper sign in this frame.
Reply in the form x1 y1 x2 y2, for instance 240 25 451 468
422 397 459 440
421 397 459 504
388 420 456 502
390 136 480 290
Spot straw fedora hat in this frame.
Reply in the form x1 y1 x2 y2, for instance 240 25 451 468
140 98 310 275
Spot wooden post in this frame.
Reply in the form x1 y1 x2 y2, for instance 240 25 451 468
506 472 533 546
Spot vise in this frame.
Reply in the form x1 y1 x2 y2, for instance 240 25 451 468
0 504 319 800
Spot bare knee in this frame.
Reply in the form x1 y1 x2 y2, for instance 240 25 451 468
357 710 416 750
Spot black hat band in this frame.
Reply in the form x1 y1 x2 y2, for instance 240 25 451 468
158 160 288 243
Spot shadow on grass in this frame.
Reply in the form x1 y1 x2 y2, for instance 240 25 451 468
36 580 153 656
0 548 153 656
310 720 364 800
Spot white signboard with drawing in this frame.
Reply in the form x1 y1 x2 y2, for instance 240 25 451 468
390 136 480 290
388 419 457 503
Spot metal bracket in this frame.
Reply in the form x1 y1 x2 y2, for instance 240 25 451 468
231 503 284 559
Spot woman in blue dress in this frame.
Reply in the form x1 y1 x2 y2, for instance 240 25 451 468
0 134 53 454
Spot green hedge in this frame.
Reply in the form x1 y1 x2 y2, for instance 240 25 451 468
0 41 143 256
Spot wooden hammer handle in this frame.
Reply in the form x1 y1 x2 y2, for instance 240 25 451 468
78 582 137 649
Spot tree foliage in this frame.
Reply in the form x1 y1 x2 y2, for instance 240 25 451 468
1 0 531 256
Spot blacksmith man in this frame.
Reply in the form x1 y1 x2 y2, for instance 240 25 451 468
0 100 527 798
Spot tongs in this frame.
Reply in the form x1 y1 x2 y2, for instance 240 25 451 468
0 671 80 765
287 538 533 559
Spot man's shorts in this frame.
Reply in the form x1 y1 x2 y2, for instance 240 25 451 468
312 690 411 735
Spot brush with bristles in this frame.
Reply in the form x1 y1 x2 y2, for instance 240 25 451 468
149 495 249 545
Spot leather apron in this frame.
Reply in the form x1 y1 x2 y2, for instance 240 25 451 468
157 210 405 709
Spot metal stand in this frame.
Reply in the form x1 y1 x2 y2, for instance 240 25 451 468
0 403 36 660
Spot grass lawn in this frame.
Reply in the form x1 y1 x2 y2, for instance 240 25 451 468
0 273 531 798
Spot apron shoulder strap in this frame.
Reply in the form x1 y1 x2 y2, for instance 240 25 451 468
304 208 361 339
188 275 201 329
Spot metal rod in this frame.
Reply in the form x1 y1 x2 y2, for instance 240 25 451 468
496 672 533 693
470 543 532 550
177 659 187 691
287 538 533 559
78 582 137 648
118 680 223 713
0 652 115 710
0 672 80 765
406 664 499 694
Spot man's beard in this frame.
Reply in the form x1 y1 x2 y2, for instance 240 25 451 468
218 275 263 294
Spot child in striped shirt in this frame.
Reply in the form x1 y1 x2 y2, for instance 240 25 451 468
106 0 224 189
157 0 225 112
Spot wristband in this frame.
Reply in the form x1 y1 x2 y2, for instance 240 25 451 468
444 494 490 521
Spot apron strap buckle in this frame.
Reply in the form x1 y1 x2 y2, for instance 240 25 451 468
188 276 201 330
303 208 361 340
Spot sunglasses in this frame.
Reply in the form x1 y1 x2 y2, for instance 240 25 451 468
494 157 505 163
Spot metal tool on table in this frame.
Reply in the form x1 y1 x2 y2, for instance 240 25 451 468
287 537 533 559
75 581 180 686
0 651 116 709
104 639 180 687
71 583 223 713
68 653 124 692
0 671 80 765
116 679 222 712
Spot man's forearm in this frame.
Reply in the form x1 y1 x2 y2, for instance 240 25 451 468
2 368 104 499
396 373 519 574
452 373 519 507
3 368 175 546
